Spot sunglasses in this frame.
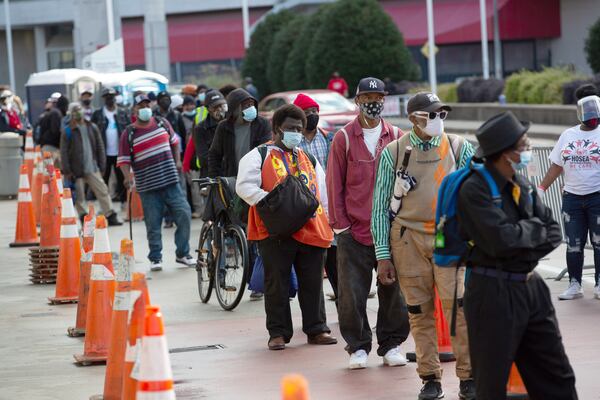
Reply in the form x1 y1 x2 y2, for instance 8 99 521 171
413 111 448 120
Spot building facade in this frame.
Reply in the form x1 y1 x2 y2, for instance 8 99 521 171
0 0 598 98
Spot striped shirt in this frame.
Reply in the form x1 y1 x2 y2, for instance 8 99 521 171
371 131 475 260
117 117 180 193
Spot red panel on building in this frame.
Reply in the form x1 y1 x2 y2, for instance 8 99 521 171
122 9 267 66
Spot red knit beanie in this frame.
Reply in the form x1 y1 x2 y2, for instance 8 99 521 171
293 93 320 111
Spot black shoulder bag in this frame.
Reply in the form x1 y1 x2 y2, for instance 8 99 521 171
256 148 319 238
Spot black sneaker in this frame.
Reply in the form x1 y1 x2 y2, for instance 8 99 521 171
106 212 123 226
459 380 476 400
418 381 444 400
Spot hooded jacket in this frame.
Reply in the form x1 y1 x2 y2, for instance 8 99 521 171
207 88 271 177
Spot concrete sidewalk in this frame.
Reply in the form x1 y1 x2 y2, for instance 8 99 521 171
1 198 599 399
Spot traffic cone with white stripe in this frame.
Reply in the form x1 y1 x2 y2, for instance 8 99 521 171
101 239 137 399
55 169 64 198
136 305 175 400
23 130 35 184
68 204 96 337
122 269 151 400
281 374 310 400
49 189 81 304
9 164 39 247
74 215 115 365
31 147 43 225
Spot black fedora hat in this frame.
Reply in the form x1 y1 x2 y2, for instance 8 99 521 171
475 111 530 158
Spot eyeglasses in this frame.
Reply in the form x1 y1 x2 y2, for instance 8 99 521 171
413 111 448 120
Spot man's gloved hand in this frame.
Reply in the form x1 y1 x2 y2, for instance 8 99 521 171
395 172 417 198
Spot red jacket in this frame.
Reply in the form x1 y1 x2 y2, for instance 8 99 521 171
326 117 402 246
327 78 348 96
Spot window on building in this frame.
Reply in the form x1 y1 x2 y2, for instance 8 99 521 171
48 50 75 69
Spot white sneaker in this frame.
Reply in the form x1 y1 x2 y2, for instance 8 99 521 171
594 285 600 300
558 280 583 300
383 346 408 367
176 254 197 267
349 349 368 370
150 260 163 272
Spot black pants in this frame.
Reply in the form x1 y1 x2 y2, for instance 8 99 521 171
336 232 410 356
325 245 338 299
464 271 577 400
258 237 330 341
103 155 126 202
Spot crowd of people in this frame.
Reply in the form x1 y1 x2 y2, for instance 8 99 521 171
23 72 598 399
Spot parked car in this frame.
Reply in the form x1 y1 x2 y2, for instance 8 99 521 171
258 89 358 132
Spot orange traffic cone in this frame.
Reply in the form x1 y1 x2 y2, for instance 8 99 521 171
68 204 96 337
101 239 136 399
406 290 455 362
74 215 115 365
507 363 529 399
32 147 43 225
281 374 310 400
55 169 63 198
49 189 81 304
39 172 62 248
23 130 35 184
10 164 39 247
122 270 151 400
126 186 144 222
136 305 175 400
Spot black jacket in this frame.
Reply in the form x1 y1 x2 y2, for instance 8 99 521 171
207 88 271 177
153 107 186 140
193 114 220 176
91 106 130 151
457 162 562 273
39 108 63 147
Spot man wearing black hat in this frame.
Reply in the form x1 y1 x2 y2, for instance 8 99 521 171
326 77 409 370
91 87 130 202
371 92 476 399
154 91 186 143
457 111 577 399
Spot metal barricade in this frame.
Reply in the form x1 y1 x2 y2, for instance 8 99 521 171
524 146 594 281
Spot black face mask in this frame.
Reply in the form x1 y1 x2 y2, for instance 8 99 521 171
105 97 115 107
159 98 171 109
81 99 91 107
306 114 319 131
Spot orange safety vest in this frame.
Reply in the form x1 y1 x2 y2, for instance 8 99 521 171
247 147 333 248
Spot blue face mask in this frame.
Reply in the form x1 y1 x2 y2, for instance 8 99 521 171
138 107 152 122
198 93 206 103
242 106 257 122
183 109 196 117
281 131 303 150
509 150 532 170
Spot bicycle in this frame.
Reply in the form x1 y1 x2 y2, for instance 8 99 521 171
193 177 249 311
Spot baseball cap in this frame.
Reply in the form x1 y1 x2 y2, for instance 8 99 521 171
407 92 452 114
134 94 150 105
183 95 196 106
181 85 198 96
156 90 170 100
356 77 386 96
101 87 118 97
0 90 13 99
50 92 62 102
205 90 226 108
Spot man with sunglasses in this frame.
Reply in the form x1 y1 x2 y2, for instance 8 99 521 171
371 92 476 399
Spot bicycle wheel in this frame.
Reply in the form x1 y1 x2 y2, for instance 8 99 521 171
215 224 249 311
196 222 214 303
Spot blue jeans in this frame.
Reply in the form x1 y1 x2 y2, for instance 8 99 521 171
139 183 192 262
562 191 600 285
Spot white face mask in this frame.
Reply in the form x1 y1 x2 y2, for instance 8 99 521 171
422 115 444 137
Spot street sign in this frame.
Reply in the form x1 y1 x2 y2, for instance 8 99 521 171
82 38 125 73
421 42 439 59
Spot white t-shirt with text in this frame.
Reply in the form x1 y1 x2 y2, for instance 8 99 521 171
549 125 600 195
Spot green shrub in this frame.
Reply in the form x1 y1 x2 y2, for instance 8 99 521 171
437 83 458 103
504 70 530 103
585 17 600 74
305 0 418 93
266 15 307 93
241 10 295 98
505 68 587 104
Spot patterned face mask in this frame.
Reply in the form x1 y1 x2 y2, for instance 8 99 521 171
359 101 384 119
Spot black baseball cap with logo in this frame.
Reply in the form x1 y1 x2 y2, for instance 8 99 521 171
134 94 150 105
205 90 226 108
356 77 386 96
101 87 118 97
407 92 452 114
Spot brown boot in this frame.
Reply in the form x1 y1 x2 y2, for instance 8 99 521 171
307 332 338 345
268 336 286 350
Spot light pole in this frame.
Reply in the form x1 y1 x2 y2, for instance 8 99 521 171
242 0 250 49
426 0 437 94
106 0 115 43
493 0 503 79
4 0 15 90
480 0 490 79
